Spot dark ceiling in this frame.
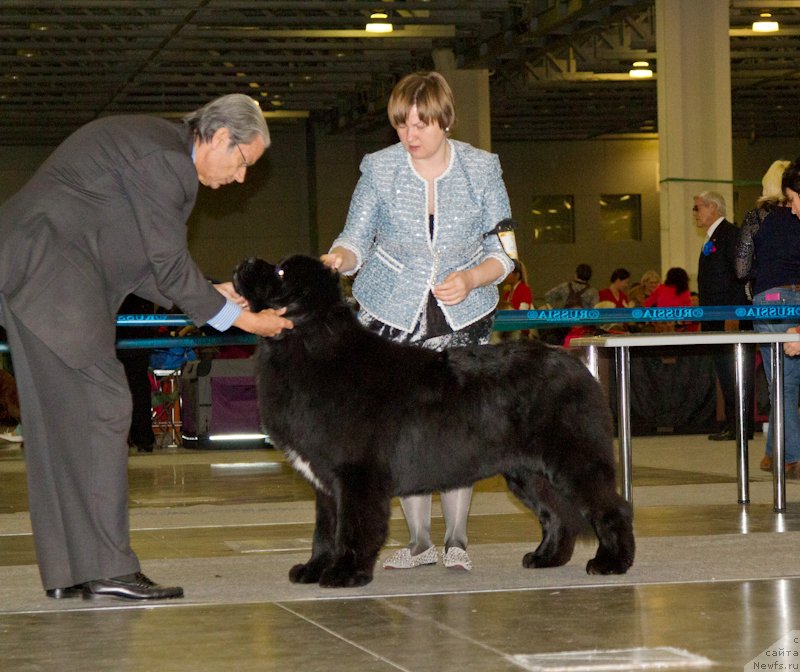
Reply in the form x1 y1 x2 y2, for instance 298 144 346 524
0 0 799 146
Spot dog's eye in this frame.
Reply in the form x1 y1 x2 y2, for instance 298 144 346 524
275 265 285 280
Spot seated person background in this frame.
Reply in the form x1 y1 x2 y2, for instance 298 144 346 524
598 268 631 308
644 267 697 332
628 269 661 307
563 300 629 347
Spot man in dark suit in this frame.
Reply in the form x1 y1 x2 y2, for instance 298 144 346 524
695 190 753 441
0 94 293 601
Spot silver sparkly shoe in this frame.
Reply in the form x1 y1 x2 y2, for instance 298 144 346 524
442 546 472 571
383 545 438 569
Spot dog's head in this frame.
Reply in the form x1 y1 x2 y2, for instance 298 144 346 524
233 254 343 328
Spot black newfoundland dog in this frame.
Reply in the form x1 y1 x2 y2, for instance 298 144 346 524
234 255 634 588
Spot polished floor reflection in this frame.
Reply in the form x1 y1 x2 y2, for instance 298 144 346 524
2 434 800 671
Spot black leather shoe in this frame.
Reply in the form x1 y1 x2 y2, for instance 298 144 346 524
708 429 736 441
82 572 184 601
46 586 82 599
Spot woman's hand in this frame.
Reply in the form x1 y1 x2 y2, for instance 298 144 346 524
320 247 356 273
433 270 475 306
320 253 343 270
432 258 507 306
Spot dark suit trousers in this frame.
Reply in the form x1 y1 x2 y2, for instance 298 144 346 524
702 320 755 432
0 296 140 589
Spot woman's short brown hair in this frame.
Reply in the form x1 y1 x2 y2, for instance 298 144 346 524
387 71 456 132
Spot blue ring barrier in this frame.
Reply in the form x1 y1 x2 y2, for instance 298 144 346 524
116 315 196 327
116 335 258 350
0 305 797 353
493 304 800 331
115 304 800 330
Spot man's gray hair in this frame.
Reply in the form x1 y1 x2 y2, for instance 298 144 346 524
694 190 727 217
183 94 270 148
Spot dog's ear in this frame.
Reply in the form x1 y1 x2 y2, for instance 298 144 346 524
271 255 346 321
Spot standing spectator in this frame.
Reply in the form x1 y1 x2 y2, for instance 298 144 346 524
321 71 513 572
544 263 599 309
694 190 753 442
598 268 631 308
502 260 533 310
499 259 533 340
738 159 800 477
0 93 293 602
542 264 599 345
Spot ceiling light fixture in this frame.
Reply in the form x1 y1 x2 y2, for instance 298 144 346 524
366 11 393 33
752 12 779 32
628 61 653 79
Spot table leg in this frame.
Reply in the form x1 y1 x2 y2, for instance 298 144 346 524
585 344 599 380
734 343 749 504
616 346 633 503
771 343 786 512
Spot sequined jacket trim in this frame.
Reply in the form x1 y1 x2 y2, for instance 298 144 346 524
331 140 514 332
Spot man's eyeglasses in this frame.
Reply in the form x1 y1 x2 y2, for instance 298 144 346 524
235 143 250 168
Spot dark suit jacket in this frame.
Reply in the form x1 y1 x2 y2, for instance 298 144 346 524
697 219 749 307
0 116 225 369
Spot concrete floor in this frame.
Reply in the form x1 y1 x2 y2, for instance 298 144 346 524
1 433 800 671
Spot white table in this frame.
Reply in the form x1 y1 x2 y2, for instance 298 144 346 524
571 331 800 512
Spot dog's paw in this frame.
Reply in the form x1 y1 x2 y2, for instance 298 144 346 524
289 562 322 584
319 566 373 588
585 555 633 575
522 550 568 569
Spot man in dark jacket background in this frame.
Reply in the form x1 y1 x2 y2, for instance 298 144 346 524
695 190 753 442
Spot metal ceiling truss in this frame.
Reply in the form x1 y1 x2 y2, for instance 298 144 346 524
0 0 798 146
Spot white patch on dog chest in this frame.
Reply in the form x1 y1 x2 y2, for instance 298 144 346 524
285 449 328 493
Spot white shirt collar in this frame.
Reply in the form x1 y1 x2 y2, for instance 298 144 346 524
706 217 724 238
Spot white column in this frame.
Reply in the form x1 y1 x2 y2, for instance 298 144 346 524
433 49 492 152
656 0 733 287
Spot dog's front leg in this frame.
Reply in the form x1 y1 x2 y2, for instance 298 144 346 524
289 489 337 584
319 464 390 588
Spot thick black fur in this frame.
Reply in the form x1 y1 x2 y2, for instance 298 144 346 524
234 255 635 588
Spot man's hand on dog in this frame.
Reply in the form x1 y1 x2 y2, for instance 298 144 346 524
216 281 293 337
234 306 293 337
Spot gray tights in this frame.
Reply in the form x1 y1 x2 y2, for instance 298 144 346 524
400 486 473 555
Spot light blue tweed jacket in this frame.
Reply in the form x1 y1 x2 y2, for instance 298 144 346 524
331 139 514 333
